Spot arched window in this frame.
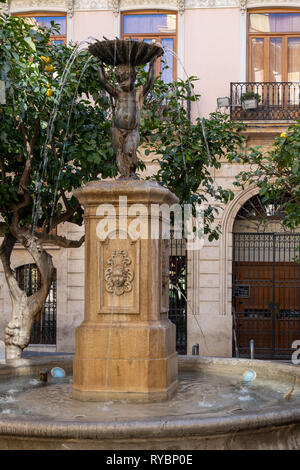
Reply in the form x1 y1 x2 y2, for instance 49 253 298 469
16 12 67 44
121 11 177 82
16 264 57 345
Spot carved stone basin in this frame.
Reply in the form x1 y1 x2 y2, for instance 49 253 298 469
0 356 300 450
88 39 163 66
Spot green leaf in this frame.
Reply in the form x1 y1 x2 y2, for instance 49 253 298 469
24 36 36 51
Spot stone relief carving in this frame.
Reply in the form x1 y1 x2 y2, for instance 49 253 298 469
105 250 134 295
185 0 238 6
10 0 74 13
67 0 75 17
74 0 109 8
247 0 300 6
108 0 120 16
74 0 238 10
177 0 185 14
239 0 247 13
8 0 300 12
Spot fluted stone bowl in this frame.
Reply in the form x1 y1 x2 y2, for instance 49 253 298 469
88 39 164 66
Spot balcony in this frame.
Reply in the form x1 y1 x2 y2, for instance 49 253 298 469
230 82 300 121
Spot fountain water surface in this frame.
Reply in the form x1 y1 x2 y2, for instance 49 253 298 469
0 356 300 450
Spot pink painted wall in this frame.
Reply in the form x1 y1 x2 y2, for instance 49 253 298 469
72 8 240 117
184 8 240 117
73 11 114 43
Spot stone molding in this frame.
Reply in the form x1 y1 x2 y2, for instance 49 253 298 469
240 0 300 13
108 0 120 16
240 0 247 13
247 0 300 8
74 0 239 8
5 0 300 13
8 0 74 15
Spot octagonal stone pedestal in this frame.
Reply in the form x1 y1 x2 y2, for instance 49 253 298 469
72 179 178 402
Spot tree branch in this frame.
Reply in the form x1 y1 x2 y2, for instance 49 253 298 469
34 232 85 248
0 222 7 235
10 190 31 237
0 234 23 301
50 199 83 229
18 120 40 192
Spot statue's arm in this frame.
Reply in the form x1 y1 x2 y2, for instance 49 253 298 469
98 63 118 98
143 57 157 97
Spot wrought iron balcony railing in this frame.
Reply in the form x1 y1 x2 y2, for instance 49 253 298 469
230 82 300 121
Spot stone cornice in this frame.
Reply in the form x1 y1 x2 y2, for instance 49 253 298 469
4 0 300 14
240 0 300 15
247 0 300 7
7 0 74 15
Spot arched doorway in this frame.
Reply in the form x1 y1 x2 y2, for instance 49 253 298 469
16 264 57 345
232 195 300 359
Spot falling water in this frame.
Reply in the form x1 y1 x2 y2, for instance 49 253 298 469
32 39 94 232
49 55 93 228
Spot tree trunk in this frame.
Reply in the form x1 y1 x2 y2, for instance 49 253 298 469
0 233 55 360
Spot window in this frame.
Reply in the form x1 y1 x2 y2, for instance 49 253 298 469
248 10 300 82
16 264 57 345
17 12 67 44
121 11 177 82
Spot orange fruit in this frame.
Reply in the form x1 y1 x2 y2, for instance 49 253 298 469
41 56 51 64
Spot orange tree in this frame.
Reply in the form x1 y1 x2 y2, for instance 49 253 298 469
0 14 113 358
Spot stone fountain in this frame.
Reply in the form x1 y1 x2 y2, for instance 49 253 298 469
0 39 300 450
72 39 178 402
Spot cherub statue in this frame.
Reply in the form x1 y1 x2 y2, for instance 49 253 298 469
98 57 158 178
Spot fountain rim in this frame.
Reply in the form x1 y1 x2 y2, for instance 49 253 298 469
0 355 299 442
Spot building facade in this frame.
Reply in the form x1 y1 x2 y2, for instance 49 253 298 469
1 0 300 359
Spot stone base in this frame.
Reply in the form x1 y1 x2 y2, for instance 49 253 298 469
73 322 178 402
72 179 179 403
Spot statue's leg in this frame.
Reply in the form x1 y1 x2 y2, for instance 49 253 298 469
110 126 128 177
124 129 140 177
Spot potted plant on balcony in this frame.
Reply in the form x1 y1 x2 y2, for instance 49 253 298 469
241 91 261 111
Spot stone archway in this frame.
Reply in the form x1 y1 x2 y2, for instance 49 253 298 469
229 192 300 359
219 186 260 320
